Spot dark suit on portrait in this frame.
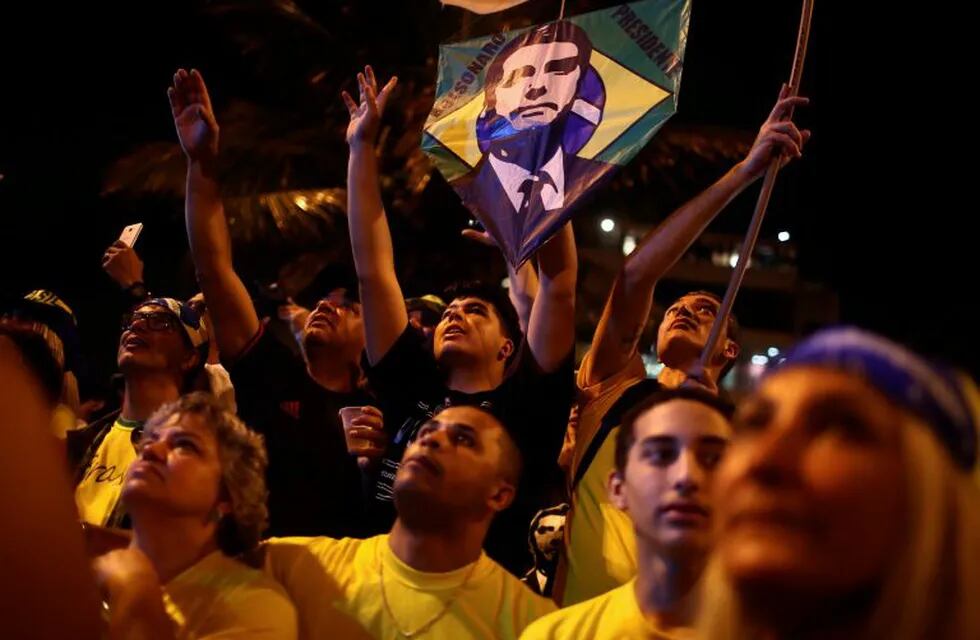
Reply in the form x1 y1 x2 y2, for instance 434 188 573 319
451 146 612 266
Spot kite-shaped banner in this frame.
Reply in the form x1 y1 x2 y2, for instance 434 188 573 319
422 0 690 267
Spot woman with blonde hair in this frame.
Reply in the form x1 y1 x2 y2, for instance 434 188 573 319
92 392 297 639
699 327 980 640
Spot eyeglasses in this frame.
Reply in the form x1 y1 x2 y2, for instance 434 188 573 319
121 311 179 333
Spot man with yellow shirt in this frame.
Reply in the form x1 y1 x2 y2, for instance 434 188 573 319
70 298 210 526
523 388 733 639
264 405 556 639
557 86 811 605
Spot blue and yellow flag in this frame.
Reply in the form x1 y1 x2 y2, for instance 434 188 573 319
422 0 690 267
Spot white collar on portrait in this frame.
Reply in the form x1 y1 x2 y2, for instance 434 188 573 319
488 147 566 213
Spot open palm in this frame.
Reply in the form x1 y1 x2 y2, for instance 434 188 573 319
167 68 219 162
342 65 397 146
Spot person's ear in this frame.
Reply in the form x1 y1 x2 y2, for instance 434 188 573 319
487 480 516 513
498 338 514 363
607 469 628 511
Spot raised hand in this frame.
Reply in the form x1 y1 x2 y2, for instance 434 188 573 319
341 65 397 148
167 68 219 163
101 240 144 289
740 84 811 180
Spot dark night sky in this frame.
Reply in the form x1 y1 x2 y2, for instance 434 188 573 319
1 1 975 380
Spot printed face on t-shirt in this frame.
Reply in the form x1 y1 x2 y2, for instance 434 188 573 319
532 513 566 562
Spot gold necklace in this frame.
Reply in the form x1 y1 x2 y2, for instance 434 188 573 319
378 550 480 638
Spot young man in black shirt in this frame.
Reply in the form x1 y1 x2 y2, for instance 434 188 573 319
343 67 577 574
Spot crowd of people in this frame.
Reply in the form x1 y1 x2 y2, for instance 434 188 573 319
2 31 979 640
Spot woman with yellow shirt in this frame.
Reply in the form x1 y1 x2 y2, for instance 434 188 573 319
92 392 297 639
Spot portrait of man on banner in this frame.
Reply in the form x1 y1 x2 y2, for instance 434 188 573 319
450 21 612 262
424 0 688 267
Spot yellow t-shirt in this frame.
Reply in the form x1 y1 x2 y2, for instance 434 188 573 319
264 534 556 640
163 550 297 639
520 580 693 640
559 350 646 606
75 417 141 525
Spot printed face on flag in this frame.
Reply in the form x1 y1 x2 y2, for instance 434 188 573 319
490 41 582 130
423 0 690 267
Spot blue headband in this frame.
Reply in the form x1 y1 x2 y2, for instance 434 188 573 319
772 327 977 469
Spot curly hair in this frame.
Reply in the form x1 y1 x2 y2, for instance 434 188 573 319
143 392 269 555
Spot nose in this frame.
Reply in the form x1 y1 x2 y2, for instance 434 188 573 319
443 307 462 325
676 304 696 320
127 314 152 332
525 85 547 101
417 426 445 451
139 438 167 463
121 325 148 346
673 449 704 496
741 422 804 488
315 299 345 320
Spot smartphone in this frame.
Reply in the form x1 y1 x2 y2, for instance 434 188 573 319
118 223 143 248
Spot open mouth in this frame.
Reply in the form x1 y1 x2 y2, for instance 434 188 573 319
123 334 148 350
670 319 697 332
443 325 466 339
308 313 337 329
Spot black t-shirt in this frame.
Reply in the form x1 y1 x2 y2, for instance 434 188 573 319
363 326 574 575
228 324 370 538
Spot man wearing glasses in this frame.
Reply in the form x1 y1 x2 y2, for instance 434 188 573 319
71 297 210 527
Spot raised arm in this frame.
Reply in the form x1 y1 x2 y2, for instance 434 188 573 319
461 227 540 334
342 66 406 364
586 86 810 384
526 222 577 372
169 69 260 360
